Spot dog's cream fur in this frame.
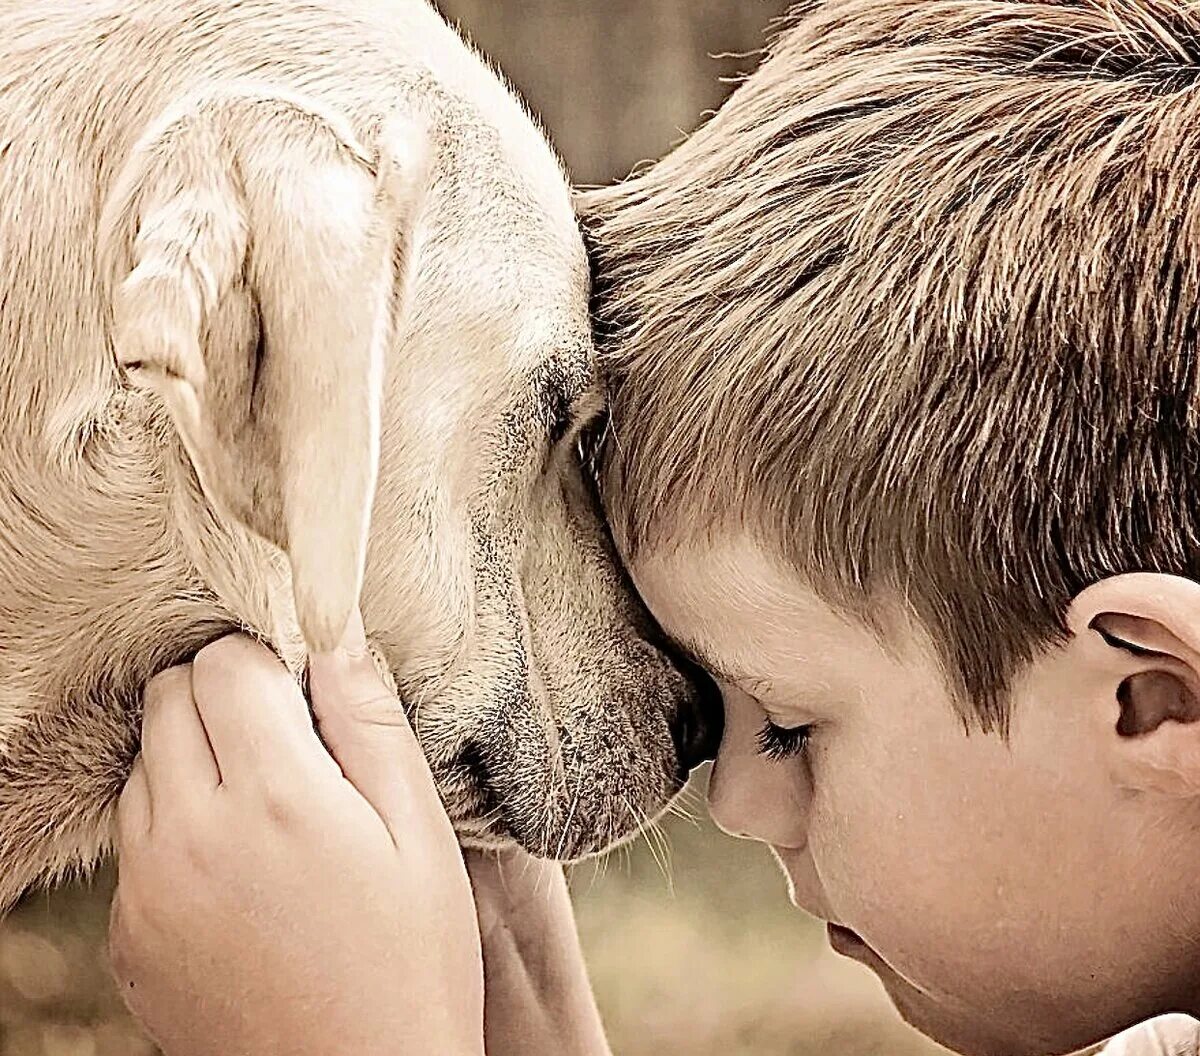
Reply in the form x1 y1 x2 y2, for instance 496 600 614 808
0 0 707 911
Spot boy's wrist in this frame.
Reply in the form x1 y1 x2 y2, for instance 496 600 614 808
465 849 609 1056
479 919 611 1056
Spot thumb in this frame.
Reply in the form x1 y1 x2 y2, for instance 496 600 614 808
308 607 442 842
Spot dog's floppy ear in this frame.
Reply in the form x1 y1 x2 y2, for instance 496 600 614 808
99 89 428 651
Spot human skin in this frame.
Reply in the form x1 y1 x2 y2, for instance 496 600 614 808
109 529 1200 1056
628 535 1200 1056
109 609 609 1056
467 848 613 1056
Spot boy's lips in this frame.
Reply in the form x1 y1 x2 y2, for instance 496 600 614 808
826 926 944 1040
826 922 866 955
774 848 899 979
827 922 886 970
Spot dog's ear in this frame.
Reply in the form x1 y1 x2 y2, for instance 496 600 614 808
99 90 428 651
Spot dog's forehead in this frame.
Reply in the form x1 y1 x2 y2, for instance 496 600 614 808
410 201 593 383
417 103 588 301
416 183 586 301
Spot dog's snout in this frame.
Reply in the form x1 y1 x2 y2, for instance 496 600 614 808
671 660 725 774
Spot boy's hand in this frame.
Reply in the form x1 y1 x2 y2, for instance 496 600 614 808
109 612 485 1056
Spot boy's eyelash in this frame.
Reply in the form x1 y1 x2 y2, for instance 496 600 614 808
756 719 812 761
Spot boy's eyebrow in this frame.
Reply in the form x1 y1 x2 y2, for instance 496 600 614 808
669 634 752 687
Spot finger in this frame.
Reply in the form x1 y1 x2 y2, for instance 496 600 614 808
464 847 570 928
189 633 326 784
116 755 153 844
308 607 443 842
107 888 128 981
141 663 221 797
107 890 144 1019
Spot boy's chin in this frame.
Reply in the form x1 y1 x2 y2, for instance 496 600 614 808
877 975 1113 1056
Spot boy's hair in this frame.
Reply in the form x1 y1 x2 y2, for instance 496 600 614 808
580 0 1200 730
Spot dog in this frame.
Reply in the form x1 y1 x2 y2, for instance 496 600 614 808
0 0 720 913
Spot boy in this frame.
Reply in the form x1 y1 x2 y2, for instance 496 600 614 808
581 0 1200 1049
108 1 1200 1054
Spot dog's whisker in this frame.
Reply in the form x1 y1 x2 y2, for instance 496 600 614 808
586 850 607 893
621 794 674 893
554 785 583 861
642 805 678 894
666 784 703 828
644 817 676 895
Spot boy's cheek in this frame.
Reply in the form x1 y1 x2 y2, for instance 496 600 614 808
817 782 1094 1029
811 776 1007 973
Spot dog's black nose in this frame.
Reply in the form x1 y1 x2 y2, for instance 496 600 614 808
671 661 725 774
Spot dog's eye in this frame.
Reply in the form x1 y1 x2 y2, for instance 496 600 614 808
532 353 597 450
576 413 609 474
544 382 575 447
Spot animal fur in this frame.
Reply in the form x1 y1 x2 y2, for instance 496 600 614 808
0 0 708 912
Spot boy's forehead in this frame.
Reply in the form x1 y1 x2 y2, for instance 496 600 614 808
628 534 907 688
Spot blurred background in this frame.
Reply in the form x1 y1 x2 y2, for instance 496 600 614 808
0 2 952 1054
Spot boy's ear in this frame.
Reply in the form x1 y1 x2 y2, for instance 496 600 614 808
1067 574 1200 797
99 90 428 652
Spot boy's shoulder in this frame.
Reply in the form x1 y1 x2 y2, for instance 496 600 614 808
1100 1015 1200 1056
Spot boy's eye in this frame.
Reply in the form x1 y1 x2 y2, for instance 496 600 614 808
756 718 812 761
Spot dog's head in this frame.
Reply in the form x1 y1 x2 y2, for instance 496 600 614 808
356 99 726 858
99 83 720 860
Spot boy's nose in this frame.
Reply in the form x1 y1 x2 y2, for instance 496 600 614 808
706 691 810 848
708 764 808 847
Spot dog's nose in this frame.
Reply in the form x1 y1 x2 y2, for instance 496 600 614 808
671 660 725 774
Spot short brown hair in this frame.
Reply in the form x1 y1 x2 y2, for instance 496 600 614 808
580 0 1200 731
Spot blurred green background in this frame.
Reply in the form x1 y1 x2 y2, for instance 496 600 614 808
0 2 949 1054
